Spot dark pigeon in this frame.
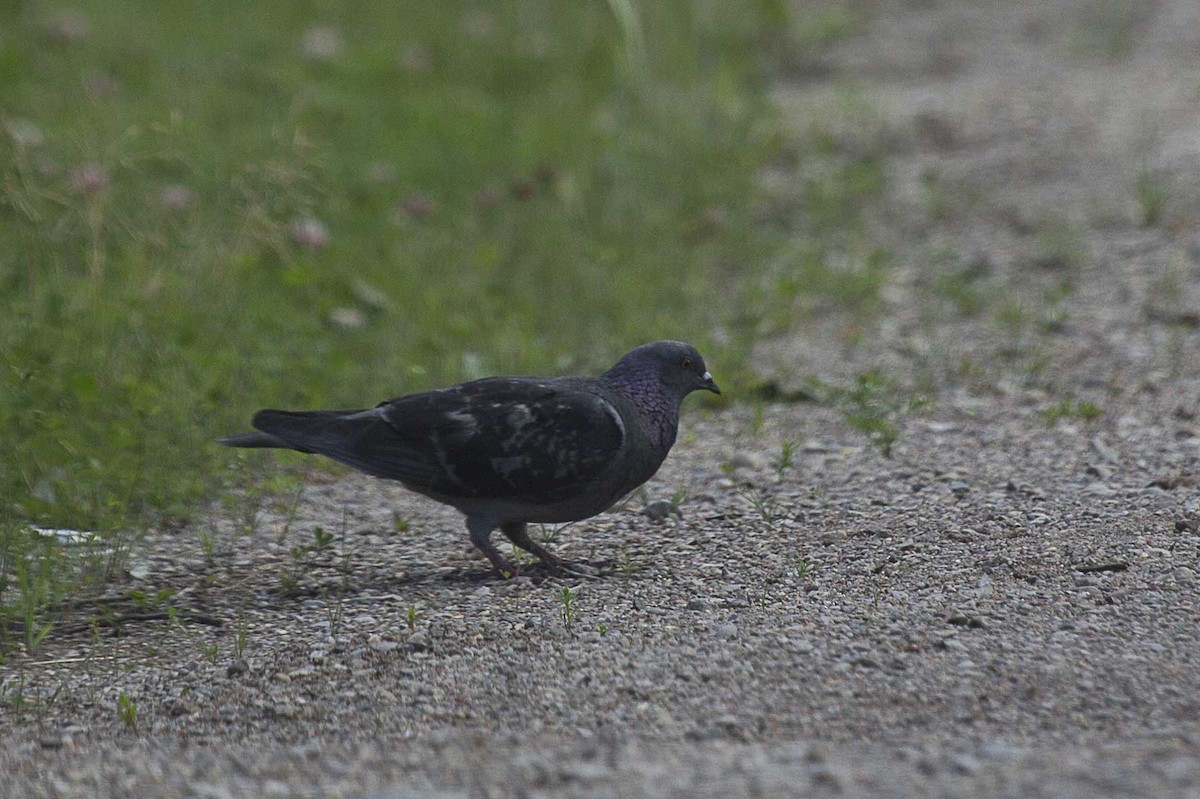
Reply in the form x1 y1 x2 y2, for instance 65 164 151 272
220 340 719 575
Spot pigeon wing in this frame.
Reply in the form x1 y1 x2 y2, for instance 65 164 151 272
377 378 626 504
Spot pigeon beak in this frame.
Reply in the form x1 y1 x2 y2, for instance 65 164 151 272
701 371 721 395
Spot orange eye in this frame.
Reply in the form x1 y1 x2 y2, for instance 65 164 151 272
682 357 693 370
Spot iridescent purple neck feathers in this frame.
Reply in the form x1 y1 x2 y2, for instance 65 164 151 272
601 360 680 451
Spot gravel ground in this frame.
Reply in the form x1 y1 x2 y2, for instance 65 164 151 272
5 0 1200 796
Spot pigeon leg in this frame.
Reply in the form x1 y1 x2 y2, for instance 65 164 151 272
466 517 516 577
500 522 570 572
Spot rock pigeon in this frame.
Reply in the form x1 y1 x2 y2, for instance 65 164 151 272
220 340 719 575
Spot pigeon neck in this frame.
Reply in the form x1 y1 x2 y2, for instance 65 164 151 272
601 364 680 451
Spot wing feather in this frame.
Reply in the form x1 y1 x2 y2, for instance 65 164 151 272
252 379 626 505
378 378 625 503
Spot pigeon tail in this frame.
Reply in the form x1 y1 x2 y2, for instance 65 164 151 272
219 409 371 452
217 431 291 448
251 408 369 448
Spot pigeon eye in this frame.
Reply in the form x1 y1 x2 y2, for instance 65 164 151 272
681 357 693 371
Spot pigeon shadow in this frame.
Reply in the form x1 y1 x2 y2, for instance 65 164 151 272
270 558 617 601
434 558 616 586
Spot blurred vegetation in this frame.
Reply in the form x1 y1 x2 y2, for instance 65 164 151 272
0 0 883 638
0 0 879 532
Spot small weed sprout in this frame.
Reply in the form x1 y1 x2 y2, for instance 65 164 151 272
273 484 306 542
40 682 65 722
117 691 139 733
234 614 249 660
1 676 27 712
1033 216 1085 271
794 557 816 581
669 485 690 515
1044 400 1104 426
751 400 766 435
392 513 410 533
406 604 420 632
323 589 345 641
200 643 220 664
775 440 797 475
16 554 57 656
128 588 175 610
934 268 988 317
509 547 538 570
558 585 581 630
1036 280 1074 334
618 548 641 580
812 372 928 458
741 489 781 529
1136 172 1166 228
311 526 334 553
198 527 218 562
920 168 951 221
236 491 264 537
277 571 300 596
538 521 577 546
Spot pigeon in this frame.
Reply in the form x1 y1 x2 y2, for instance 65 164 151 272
219 340 719 575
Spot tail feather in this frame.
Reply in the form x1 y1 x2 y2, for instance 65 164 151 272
254 407 365 434
217 431 291 449
221 406 437 485
219 408 367 451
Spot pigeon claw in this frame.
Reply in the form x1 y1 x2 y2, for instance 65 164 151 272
482 549 519 579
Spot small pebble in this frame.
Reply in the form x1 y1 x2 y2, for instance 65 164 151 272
730 452 768 471
644 499 679 521
290 218 329 250
952 753 981 775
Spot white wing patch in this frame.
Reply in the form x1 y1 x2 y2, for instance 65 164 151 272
442 409 479 442
490 456 526 478
505 403 533 427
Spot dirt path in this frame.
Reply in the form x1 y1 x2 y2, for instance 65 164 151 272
5 1 1200 796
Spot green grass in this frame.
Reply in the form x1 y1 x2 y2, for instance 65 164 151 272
1044 399 1104 427
0 1 876 644
1 1 793 528
808 371 929 458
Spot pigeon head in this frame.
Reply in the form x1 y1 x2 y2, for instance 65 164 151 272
603 340 720 401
